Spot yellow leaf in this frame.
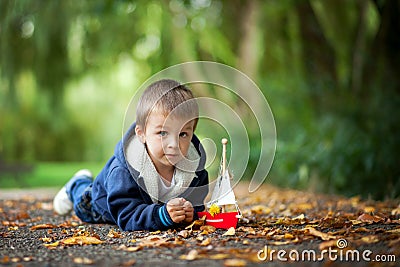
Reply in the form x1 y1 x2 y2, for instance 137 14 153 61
179 249 198 260
224 259 247 267
30 224 57 230
284 233 294 239
363 206 375 213
44 241 60 247
361 235 379 244
386 228 400 234
209 204 221 217
73 257 94 264
250 205 271 215
210 254 230 260
63 236 104 245
185 218 205 230
223 227 236 236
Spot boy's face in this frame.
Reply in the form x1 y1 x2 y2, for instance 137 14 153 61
135 111 195 174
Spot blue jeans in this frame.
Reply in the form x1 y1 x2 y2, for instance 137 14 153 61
65 174 103 223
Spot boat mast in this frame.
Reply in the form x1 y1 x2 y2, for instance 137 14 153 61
221 138 228 212
222 138 227 175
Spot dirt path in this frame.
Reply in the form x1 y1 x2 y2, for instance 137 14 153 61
0 184 399 266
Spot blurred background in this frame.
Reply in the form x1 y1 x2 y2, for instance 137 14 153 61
0 0 399 200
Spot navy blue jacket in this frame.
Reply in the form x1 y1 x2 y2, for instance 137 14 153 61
90 125 209 231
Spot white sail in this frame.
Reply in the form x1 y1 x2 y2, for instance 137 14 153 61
209 170 237 206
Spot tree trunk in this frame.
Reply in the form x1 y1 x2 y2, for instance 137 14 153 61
295 0 337 104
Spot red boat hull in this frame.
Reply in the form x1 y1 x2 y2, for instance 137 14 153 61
197 211 239 229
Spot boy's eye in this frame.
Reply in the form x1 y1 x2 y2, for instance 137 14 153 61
159 131 167 137
179 132 188 138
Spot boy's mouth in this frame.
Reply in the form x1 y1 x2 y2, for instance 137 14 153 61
165 154 179 158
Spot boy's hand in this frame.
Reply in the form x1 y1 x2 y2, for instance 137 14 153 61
183 200 194 223
166 198 186 223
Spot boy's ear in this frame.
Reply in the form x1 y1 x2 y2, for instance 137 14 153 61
135 125 146 143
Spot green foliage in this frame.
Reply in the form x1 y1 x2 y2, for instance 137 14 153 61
271 89 400 199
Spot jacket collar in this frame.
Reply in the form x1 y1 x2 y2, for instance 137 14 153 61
124 133 200 203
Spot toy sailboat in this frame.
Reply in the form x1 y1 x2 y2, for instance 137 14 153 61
198 138 242 229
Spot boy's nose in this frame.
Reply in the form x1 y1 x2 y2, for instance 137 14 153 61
165 136 179 149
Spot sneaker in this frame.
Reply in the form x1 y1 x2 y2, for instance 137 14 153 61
53 169 93 215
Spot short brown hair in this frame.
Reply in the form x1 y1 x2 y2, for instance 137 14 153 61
136 79 199 129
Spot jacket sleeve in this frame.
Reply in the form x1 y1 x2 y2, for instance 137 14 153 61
104 166 174 231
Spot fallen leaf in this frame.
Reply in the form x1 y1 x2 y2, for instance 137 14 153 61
137 235 171 248
200 237 212 246
237 226 255 235
363 206 375 213
284 233 294 239
386 228 400 234
357 213 384 223
23 256 34 262
180 249 198 260
305 227 336 240
185 217 205 230
224 259 247 267
178 230 190 238
200 225 216 234
250 205 271 214
73 257 94 264
361 235 379 244
209 254 230 260
223 227 236 236
62 236 104 245
43 241 60 248
0 256 10 264
57 221 79 228
173 237 185 245
268 238 299 246
319 240 339 250
120 259 137 266
391 206 400 216
117 245 141 252
107 229 123 238
44 235 104 247
319 216 351 228
290 203 313 211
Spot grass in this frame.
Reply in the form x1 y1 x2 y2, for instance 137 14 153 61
0 162 104 188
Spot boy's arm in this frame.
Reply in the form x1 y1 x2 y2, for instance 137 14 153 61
105 167 174 231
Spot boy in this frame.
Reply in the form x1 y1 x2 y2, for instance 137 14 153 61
53 79 209 231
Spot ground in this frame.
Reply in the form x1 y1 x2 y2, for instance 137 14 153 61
0 184 399 267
